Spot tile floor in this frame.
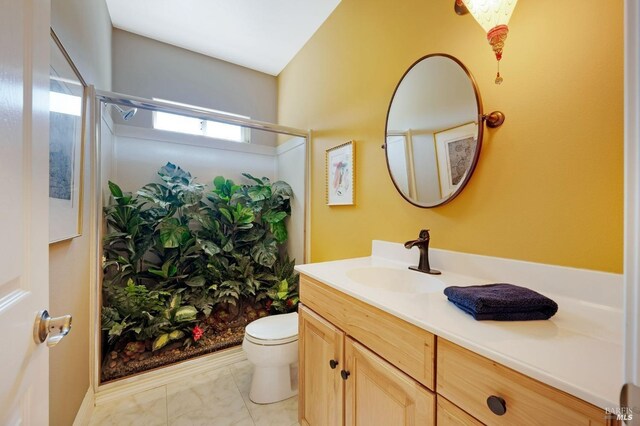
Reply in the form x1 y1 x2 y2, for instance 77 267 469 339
89 360 299 426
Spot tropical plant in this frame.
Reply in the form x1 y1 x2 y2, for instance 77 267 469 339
265 256 299 313
101 163 298 352
101 279 170 345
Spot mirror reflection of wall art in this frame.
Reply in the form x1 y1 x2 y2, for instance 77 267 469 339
49 29 87 243
326 141 355 206
434 122 478 198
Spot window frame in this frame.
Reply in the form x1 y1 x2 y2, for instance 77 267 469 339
152 98 251 143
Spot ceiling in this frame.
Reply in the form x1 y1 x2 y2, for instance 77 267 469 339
105 0 341 76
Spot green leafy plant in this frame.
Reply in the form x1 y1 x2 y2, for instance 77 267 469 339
101 279 170 344
265 256 299 313
150 294 198 351
101 163 298 354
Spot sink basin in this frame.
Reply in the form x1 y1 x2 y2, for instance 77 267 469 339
346 266 445 293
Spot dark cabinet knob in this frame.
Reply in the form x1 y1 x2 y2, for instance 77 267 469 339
486 395 507 416
340 370 351 380
329 359 339 369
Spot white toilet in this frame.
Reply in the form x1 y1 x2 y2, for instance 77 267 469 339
242 312 299 404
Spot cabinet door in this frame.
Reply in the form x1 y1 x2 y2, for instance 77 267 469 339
437 396 484 426
344 338 435 426
299 305 345 426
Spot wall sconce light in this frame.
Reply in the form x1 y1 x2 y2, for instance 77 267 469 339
455 0 519 84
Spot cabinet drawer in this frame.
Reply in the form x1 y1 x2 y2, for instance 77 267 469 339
437 396 483 426
300 275 435 390
436 338 607 425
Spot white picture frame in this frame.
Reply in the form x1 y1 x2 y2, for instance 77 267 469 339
326 141 355 206
49 29 87 243
434 122 478 198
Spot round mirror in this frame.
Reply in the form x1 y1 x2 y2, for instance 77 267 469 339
385 54 483 207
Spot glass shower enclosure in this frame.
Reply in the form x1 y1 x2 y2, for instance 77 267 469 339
88 88 309 388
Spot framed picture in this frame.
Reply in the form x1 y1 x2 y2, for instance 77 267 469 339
326 141 355 205
434 122 478 198
49 29 87 243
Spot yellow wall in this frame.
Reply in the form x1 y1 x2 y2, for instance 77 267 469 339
278 0 623 273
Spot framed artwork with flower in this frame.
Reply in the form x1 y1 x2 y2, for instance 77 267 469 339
326 141 355 206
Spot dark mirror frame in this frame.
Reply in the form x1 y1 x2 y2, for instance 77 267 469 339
384 53 484 208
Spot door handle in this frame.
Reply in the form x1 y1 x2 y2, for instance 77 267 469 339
33 310 72 347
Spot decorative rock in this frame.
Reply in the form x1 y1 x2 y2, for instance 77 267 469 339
125 341 146 354
109 361 116 368
110 351 118 360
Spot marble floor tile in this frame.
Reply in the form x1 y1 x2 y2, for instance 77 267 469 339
88 359 301 426
230 361 299 426
167 366 253 425
89 386 167 426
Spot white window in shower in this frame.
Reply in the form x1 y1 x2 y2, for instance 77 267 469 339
152 98 250 143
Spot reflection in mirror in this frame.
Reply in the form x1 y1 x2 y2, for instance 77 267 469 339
385 54 482 207
49 30 87 243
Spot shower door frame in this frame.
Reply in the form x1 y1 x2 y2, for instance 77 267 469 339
88 89 312 395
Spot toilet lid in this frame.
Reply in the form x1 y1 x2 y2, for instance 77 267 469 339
245 312 298 344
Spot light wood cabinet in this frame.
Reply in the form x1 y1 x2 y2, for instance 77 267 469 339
344 338 435 425
437 396 484 426
437 338 607 426
299 306 344 426
299 274 609 426
299 305 435 426
300 275 435 389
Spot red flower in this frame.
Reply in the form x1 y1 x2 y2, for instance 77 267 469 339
265 300 273 311
192 325 204 342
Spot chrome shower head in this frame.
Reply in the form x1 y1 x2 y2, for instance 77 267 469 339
111 104 138 121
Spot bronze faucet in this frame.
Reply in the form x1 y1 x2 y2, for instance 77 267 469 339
404 229 441 275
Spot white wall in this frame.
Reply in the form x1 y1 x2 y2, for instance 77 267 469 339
112 29 277 146
276 137 307 264
51 0 112 90
112 126 277 192
411 133 440 201
386 135 410 196
387 56 477 133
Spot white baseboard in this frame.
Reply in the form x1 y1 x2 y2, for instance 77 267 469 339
72 387 95 426
94 346 246 406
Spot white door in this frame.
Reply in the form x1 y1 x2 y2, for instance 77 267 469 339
0 0 51 424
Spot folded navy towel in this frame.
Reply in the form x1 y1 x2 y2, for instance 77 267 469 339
443 283 558 321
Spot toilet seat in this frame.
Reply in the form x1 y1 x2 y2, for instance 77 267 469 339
245 312 298 346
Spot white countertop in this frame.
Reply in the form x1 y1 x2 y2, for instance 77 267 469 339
295 243 624 410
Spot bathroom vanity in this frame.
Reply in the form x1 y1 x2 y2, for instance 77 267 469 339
295 242 623 425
